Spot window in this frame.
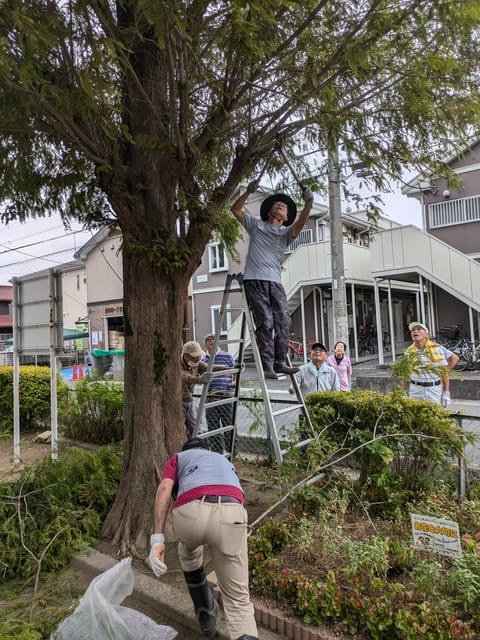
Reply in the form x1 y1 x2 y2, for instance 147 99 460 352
429 195 480 228
208 243 228 272
211 306 231 335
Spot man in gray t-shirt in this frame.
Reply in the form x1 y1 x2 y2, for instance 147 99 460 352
231 183 313 379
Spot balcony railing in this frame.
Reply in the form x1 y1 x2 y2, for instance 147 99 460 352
285 229 313 253
429 194 480 228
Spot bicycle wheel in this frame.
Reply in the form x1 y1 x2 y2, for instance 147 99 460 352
461 345 476 370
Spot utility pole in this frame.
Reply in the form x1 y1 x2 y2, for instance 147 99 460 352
328 146 349 345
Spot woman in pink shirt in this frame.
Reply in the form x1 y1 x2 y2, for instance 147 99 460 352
327 341 352 391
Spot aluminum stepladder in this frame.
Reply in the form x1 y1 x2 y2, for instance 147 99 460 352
193 273 315 467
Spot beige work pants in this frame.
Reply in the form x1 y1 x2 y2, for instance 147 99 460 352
173 498 258 639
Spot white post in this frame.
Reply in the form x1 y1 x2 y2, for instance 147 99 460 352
12 278 20 465
319 288 326 347
374 279 383 365
351 283 359 362
387 280 396 362
49 271 58 461
300 288 307 363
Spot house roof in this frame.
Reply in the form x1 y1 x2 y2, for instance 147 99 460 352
401 137 480 197
74 227 121 260
0 285 12 302
10 259 85 284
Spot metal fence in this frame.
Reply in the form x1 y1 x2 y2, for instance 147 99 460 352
193 388 301 461
453 414 480 494
193 392 480 492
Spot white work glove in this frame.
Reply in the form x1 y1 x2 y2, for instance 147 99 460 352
197 372 213 384
441 392 451 409
302 186 314 205
149 533 168 576
247 179 259 194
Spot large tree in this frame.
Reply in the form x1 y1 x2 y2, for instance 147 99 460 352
1 0 479 553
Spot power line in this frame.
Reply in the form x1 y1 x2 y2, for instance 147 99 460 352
0 229 87 256
0 248 80 269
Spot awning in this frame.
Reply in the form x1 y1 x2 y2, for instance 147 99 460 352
5 327 89 345
63 328 90 340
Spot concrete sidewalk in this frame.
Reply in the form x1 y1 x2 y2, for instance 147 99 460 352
71 551 276 640
72 550 334 640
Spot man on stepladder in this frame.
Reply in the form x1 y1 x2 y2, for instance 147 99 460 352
231 183 313 379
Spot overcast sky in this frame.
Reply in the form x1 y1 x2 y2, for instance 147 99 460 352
0 182 422 286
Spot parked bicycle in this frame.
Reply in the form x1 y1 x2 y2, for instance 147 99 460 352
288 335 316 360
438 323 462 347
446 336 480 371
358 326 376 356
383 332 391 352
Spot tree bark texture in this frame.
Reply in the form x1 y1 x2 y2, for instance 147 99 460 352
101 237 189 555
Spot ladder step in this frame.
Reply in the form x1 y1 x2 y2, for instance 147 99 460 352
272 404 303 417
204 397 237 408
210 367 241 376
193 272 313 471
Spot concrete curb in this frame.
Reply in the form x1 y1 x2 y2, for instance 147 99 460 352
72 551 332 640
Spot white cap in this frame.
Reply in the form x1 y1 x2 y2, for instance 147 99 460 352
182 341 205 357
408 321 429 333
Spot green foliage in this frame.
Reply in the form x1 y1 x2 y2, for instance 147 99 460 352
58 375 124 444
340 535 390 581
0 568 85 639
0 366 68 432
249 508 480 639
0 445 122 581
300 388 474 510
390 350 459 385
446 534 480 625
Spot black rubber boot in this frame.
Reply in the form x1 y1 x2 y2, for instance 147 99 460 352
184 567 218 638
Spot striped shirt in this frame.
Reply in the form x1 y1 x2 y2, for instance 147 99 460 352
202 348 235 397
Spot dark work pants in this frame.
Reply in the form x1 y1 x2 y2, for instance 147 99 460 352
244 279 291 370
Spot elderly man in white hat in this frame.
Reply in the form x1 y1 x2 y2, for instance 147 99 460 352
181 341 213 437
402 322 459 408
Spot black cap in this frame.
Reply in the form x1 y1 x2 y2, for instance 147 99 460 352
310 342 327 352
260 193 297 227
181 437 210 452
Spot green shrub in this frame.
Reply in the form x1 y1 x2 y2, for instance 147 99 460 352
298 388 475 515
59 375 124 444
249 513 479 639
0 444 122 581
0 366 68 432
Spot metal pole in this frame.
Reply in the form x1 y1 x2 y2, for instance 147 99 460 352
313 288 319 342
387 280 396 362
12 278 20 466
49 271 58 461
300 288 307 363
373 279 383 364
419 275 426 324
351 283 359 362
319 288 326 347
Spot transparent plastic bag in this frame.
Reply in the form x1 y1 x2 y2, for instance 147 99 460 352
50 558 177 640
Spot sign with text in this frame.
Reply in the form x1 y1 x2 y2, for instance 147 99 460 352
411 513 462 558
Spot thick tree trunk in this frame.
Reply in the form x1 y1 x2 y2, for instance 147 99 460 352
101 247 188 556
